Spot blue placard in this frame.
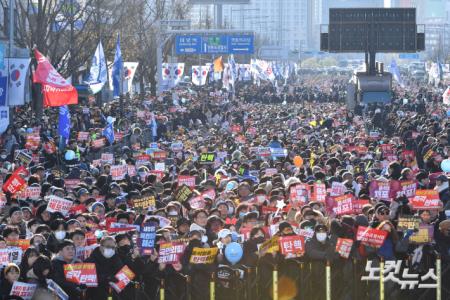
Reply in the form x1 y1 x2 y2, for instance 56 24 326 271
138 221 157 255
175 34 254 55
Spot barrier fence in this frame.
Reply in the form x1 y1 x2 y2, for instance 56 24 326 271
157 257 449 300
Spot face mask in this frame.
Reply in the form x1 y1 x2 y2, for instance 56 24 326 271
201 235 208 244
168 211 178 216
102 248 115 258
119 245 132 254
227 206 234 215
55 231 66 240
316 232 327 242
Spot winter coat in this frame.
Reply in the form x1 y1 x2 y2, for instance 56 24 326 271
50 255 83 300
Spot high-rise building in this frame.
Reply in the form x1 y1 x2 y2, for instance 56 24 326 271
216 0 309 52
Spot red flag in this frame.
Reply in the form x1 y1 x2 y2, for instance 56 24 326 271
33 49 78 107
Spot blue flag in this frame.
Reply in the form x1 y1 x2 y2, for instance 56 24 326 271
0 76 7 106
112 34 123 98
58 106 71 140
103 122 115 144
86 42 107 94
390 59 403 87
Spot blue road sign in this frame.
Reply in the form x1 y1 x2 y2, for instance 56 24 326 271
175 35 202 54
399 53 419 59
175 34 254 55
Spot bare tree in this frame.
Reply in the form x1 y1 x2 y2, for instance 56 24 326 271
0 0 129 79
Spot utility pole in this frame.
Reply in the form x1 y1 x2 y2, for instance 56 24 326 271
8 0 14 124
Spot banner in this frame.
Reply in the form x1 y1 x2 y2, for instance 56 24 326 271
7 58 31 106
279 236 305 257
109 265 136 293
158 242 186 264
46 195 73 216
336 238 353 258
64 263 98 287
331 181 346 196
356 226 388 248
411 190 442 210
10 282 37 300
33 49 78 106
137 221 157 255
189 247 219 264
101 153 114 164
132 196 156 210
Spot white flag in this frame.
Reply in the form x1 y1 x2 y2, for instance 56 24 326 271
191 66 208 86
443 86 450 105
122 62 139 94
162 63 184 90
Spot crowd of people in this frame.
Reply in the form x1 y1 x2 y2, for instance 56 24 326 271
0 71 449 300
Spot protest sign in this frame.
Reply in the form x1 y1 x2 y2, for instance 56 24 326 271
25 134 40 150
46 195 73 216
109 265 136 293
64 263 98 287
411 190 442 210
397 216 421 231
0 249 8 265
312 183 327 202
47 279 69 300
69 204 86 215
178 175 196 188
353 199 370 214
8 247 23 264
331 181 346 196
111 165 127 180
101 153 114 164
199 152 216 164
279 236 305 257
15 150 32 165
158 242 186 264
3 166 28 194
265 168 278 176
356 226 388 248
189 195 206 209
257 147 271 157
289 184 310 207
17 186 41 200
91 138 106 148
409 225 434 244
137 222 157 255
332 194 355 216
133 196 156 210
189 247 219 264
107 222 140 233
175 184 194 203
393 180 417 199
10 282 37 300
77 131 89 141
75 244 98 261
258 236 280 257
64 179 80 191
152 151 167 160
336 238 354 258
9 239 30 251
295 228 315 239
171 142 184 152
270 148 287 158
369 180 391 201
127 165 136 177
